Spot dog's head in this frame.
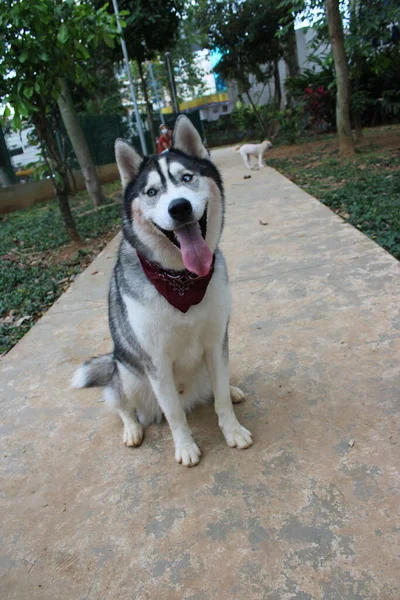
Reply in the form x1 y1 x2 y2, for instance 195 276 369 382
263 140 273 151
115 116 224 276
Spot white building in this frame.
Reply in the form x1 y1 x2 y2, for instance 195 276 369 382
226 27 327 111
5 128 41 169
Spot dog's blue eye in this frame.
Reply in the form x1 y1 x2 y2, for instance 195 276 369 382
147 188 157 197
182 174 193 182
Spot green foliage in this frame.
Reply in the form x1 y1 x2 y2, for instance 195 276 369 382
73 53 125 116
280 0 400 128
286 54 336 95
93 0 183 64
92 0 207 116
0 0 120 128
218 101 306 146
0 0 122 241
195 0 285 95
273 105 305 144
231 101 266 132
0 182 121 354
203 114 247 147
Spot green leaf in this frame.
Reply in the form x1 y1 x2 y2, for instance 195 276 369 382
102 33 114 48
34 82 41 94
57 24 69 44
97 4 108 14
17 99 30 117
23 87 34 99
11 114 22 131
75 42 90 59
19 51 28 64
3 105 11 118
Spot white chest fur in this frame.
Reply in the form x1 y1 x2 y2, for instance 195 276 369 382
122 268 231 369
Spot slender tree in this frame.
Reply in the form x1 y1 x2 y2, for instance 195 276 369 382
57 79 105 205
325 0 354 154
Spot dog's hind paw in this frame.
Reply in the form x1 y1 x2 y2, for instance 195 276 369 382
223 425 253 449
175 440 201 467
230 385 245 404
123 422 144 447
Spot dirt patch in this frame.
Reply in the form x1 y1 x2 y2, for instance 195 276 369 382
45 227 119 266
269 126 400 161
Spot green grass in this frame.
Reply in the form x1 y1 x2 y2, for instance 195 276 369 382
0 182 122 355
268 141 400 261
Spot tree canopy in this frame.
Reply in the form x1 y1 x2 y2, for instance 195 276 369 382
0 0 120 239
93 0 184 64
0 0 119 129
194 0 285 92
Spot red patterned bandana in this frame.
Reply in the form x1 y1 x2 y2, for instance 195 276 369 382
137 253 214 313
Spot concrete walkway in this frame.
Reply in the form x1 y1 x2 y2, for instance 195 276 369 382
1 147 399 599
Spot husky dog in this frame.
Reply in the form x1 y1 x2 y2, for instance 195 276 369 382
72 116 252 467
234 140 272 170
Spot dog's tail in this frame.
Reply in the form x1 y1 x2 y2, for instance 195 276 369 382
71 354 116 388
234 145 241 153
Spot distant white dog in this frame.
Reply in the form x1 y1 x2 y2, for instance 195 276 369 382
234 140 272 170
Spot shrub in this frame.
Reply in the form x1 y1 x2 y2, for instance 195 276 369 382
303 85 333 132
271 104 305 144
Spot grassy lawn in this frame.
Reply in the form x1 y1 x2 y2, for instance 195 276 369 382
267 125 400 261
0 182 121 355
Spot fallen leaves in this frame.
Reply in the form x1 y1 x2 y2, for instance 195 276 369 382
14 315 31 327
0 312 31 327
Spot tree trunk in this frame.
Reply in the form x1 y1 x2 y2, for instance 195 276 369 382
285 20 300 78
284 16 300 108
325 0 355 155
137 61 157 154
57 78 105 206
274 60 282 109
244 89 267 135
31 109 81 242
58 187 81 243
349 0 364 141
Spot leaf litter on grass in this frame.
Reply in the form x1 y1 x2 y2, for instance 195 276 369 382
0 182 121 355
268 125 400 261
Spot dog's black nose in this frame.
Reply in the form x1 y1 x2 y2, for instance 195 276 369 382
168 198 193 222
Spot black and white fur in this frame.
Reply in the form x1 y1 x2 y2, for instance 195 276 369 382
72 116 252 467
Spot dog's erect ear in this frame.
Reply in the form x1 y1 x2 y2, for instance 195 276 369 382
172 115 209 159
115 139 143 189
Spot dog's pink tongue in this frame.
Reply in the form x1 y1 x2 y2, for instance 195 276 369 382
175 223 212 277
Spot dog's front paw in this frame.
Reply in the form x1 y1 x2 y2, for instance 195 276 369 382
230 385 245 404
123 422 144 447
223 424 253 449
175 440 201 467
